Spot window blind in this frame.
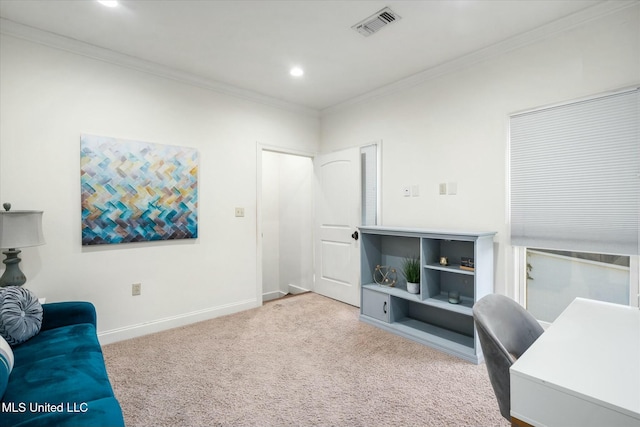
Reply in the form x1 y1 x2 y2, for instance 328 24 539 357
510 88 639 255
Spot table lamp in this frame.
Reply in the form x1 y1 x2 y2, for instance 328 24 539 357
0 203 45 287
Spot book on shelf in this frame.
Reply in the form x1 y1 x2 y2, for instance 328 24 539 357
460 257 475 271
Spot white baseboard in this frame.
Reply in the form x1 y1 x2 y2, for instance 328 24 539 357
262 290 287 302
97 298 258 345
288 284 310 295
262 285 310 302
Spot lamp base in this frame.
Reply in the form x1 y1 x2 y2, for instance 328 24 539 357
0 249 26 287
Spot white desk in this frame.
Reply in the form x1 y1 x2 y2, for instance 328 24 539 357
510 298 640 427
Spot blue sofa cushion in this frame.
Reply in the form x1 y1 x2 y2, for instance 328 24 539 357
0 319 124 427
0 336 14 398
40 302 96 332
0 287 42 346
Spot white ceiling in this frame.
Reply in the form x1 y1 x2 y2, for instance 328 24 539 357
0 0 621 112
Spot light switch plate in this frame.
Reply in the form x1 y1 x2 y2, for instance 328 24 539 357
235 207 245 217
132 283 141 296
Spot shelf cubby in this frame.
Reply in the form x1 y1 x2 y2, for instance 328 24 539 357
359 226 496 364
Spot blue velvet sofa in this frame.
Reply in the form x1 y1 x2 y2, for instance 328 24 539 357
0 302 125 427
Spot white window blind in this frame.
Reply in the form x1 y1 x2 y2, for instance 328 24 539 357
510 88 639 255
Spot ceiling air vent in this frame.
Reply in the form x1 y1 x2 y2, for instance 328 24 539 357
352 7 401 37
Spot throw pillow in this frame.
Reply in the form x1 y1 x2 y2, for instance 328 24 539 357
0 335 14 398
0 286 43 346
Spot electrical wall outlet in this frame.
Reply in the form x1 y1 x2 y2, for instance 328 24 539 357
132 283 141 296
235 207 245 217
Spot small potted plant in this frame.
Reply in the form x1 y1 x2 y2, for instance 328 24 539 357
401 256 420 294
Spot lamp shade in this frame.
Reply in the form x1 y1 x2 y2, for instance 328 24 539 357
0 211 45 249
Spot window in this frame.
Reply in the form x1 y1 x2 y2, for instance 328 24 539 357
525 248 633 323
510 88 639 321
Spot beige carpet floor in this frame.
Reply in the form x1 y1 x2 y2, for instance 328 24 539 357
102 293 509 427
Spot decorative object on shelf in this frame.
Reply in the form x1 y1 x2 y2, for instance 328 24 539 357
460 257 475 271
401 257 421 294
406 281 419 294
374 265 397 287
439 256 449 266
0 203 45 287
448 290 461 304
80 134 199 245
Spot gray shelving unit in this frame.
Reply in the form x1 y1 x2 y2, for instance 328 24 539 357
359 226 496 364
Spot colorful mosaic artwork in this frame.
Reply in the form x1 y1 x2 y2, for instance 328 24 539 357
81 134 198 245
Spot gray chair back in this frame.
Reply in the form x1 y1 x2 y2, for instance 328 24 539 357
473 294 544 421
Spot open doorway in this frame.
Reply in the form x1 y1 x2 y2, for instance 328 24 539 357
260 149 314 302
257 142 380 305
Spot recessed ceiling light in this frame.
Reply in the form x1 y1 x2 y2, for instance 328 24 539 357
290 67 304 77
97 0 118 7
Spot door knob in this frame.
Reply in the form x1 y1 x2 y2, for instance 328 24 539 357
351 231 359 241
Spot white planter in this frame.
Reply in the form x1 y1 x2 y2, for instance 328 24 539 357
406 282 420 294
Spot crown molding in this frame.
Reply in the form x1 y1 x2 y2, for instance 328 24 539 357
1 0 636 118
321 0 639 116
0 18 320 118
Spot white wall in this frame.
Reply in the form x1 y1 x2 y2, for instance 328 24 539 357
261 151 313 301
277 154 313 294
261 151 281 299
0 34 319 342
320 5 640 297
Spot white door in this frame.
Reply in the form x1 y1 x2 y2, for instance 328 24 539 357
314 147 361 307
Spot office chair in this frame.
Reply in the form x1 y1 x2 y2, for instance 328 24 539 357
473 294 544 421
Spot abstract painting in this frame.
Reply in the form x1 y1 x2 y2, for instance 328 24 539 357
81 134 198 245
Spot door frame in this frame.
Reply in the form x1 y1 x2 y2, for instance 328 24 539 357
362 141 383 227
256 143 316 305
